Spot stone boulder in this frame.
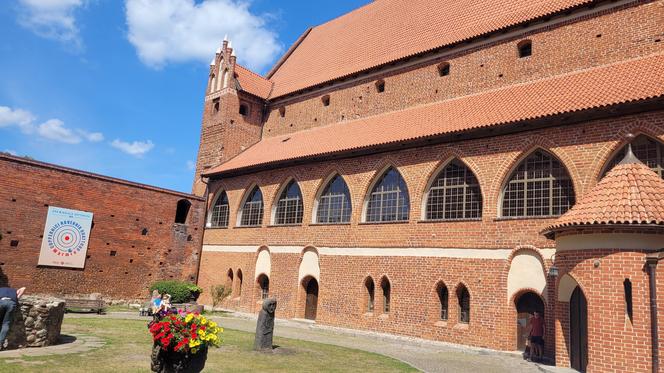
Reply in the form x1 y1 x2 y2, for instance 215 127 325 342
6 295 65 349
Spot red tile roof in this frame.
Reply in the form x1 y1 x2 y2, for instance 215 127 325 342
204 53 664 176
267 0 594 98
542 159 664 235
235 64 273 99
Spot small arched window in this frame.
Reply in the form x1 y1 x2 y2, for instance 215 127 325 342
239 103 249 116
239 186 264 226
518 40 532 58
321 95 330 107
236 269 243 296
375 79 385 93
274 180 304 225
438 62 450 77
381 277 391 313
366 167 409 222
316 175 352 224
457 285 470 323
603 135 664 178
437 282 449 321
226 269 234 288
175 199 191 224
501 150 575 217
209 191 230 228
624 279 633 323
258 274 269 300
365 277 375 312
426 160 482 220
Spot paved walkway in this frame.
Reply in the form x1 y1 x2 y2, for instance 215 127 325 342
0 334 105 360
69 312 576 373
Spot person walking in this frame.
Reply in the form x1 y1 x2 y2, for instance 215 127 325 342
528 311 545 362
0 287 26 350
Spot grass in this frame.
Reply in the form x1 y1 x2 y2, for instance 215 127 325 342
0 318 416 373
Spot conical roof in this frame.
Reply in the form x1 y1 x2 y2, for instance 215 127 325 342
542 148 664 238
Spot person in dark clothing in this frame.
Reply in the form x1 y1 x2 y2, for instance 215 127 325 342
0 287 26 350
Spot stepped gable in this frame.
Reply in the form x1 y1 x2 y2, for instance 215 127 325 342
266 0 596 98
542 146 664 238
204 53 664 176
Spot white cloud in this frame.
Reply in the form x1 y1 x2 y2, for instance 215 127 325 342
3 150 18 156
0 105 103 144
111 139 155 157
125 0 282 71
17 0 86 48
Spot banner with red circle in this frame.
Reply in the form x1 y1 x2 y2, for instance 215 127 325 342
38 206 93 268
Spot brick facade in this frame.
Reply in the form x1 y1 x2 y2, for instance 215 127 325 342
195 1 664 370
0 155 205 300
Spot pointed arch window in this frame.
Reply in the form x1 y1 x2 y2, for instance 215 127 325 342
236 269 243 297
380 277 391 313
316 175 352 223
457 285 470 323
239 186 264 226
258 274 269 300
274 180 304 225
366 167 410 222
365 277 375 312
209 191 230 228
501 150 575 217
603 135 664 178
437 282 449 320
426 160 482 220
226 269 234 289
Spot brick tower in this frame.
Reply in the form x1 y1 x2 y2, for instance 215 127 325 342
192 39 265 196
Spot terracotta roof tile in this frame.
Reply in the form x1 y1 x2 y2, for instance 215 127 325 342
204 53 664 176
268 0 594 98
542 161 664 234
235 64 273 99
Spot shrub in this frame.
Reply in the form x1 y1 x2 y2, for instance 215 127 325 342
210 284 231 308
149 280 200 303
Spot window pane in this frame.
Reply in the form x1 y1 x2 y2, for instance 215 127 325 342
240 187 263 226
210 192 229 227
426 160 482 220
316 175 352 223
366 168 410 222
275 180 303 225
603 135 664 179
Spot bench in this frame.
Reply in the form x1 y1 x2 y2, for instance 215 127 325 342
64 298 106 314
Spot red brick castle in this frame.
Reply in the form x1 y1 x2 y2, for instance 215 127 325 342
194 1 664 371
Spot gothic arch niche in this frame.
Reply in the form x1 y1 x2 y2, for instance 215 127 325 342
507 250 547 303
421 158 483 220
364 276 375 313
499 149 575 218
236 269 243 297
298 247 320 320
601 134 664 179
514 291 545 351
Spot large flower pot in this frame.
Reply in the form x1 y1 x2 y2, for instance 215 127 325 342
150 344 208 373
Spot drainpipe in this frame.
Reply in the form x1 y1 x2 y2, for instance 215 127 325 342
645 250 664 373
193 176 210 285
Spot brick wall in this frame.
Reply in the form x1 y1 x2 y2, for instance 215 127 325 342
0 155 205 300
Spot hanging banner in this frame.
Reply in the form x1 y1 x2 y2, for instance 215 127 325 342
38 206 93 269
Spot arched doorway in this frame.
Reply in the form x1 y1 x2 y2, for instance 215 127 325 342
570 286 588 372
514 291 545 351
303 277 318 320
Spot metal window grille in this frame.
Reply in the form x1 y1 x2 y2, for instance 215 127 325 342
458 286 470 323
240 187 264 226
210 192 229 228
604 135 664 178
366 278 375 312
275 180 304 225
501 150 574 217
366 168 410 222
317 175 352 223
381 279 391 313
426 160 482 220
438 285 449 320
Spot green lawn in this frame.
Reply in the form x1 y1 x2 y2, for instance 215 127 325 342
0 318 416 372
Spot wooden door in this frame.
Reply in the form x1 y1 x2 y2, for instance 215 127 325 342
570 286 588 372
305 279 318 320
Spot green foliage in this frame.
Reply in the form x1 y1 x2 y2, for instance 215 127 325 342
149 280 200 303
187 284 204 294
210 284 232 308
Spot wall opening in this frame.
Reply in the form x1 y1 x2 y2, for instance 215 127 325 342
518 40 532 58
623 279 633 323
381 277 391 313
457 284 470 323
365 277 375 312
175 199 191 224
375 79 385 93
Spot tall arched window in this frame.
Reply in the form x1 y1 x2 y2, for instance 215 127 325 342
603 135 664 178
209 191 230 228
316 175 352 223
226 269 234 289
365 277 375 312
457 284 470 323
236 269 243 296
381 277 391 313
366 167 409 222
426 160 482 220
437 282 449 321
501 150 575 217
258 274 269 300
239 186 264 226
274 180 304 225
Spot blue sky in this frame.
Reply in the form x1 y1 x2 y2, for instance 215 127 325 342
0 0 369 193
